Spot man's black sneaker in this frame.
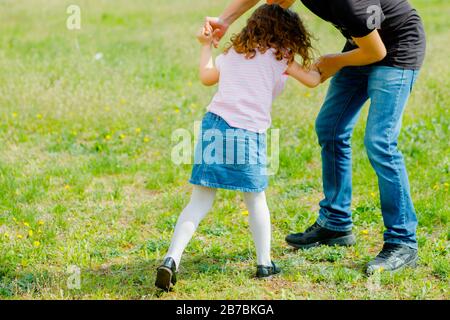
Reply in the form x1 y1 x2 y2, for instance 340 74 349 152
366 243 418 275
155 257 177 291
256 261 281 279
285 222 356 249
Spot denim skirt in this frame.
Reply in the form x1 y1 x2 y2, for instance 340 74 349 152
189 112 268 193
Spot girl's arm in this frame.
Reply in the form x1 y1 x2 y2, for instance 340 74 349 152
286 61 321 88
197 26 219 86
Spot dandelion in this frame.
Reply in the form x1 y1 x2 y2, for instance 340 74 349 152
94 52 103 61
12 112 18 118
361 229 369 235
71 131 78 136
175 109 180 113
38 220 44 225
135 128 142 134
28 230 34 237
64 184 71 190
241 210 249 216
23 222 30 227
119 134 126 140
105 134 112 141
36 114 43 119
38 229 42 234
433 184 439 191
187 81 193 87
304 92 312 98
4 232 9 238
33 241 41 248
370 192 377 198
143 136 150 143
17 234 23 239
12 217 17 222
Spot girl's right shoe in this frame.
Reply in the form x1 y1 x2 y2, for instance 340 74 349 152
256 261 281 279
155 257 177 291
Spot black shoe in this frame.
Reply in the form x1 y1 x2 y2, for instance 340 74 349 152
155 257 177 291
285 222 356 249
366 243 418 275
256 261 281 279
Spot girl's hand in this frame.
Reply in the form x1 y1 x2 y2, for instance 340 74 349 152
204 17 229 48
196 25 213 46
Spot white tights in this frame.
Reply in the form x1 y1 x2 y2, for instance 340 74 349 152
164 186 272 269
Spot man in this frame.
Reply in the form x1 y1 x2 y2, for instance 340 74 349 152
206 0 426 275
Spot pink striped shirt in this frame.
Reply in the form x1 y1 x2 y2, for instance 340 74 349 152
207 48 289 133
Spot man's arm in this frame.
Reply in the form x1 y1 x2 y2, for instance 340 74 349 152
219 0 260 26
316 29 387 82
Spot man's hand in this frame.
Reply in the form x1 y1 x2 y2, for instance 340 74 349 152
315 54 343 83
266 0 296 9
204 17 229 48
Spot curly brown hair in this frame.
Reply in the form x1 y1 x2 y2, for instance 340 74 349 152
225 4 314 67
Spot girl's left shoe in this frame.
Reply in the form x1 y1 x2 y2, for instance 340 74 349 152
256 261 281 279
155 257 177 291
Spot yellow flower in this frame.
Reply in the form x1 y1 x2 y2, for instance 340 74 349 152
361 229 369 235
71 131 78 136
433 184 439 191
175 109 180 113
105 134 112 141
33 241 41 247
4 233 9 238
17 234 23 239
23 222 30 227
119 134 126 140
28 230 34 237
241 210 249 216
12 112 18 118
378 267 384 273
120 98 127 105
38 220 44 225
304 92 312 98
135 128 141 134
64 184 71 190
104 105 111 112
12 217 17 222
187 81 193 87
370 192 377 198
38 229 42 234
36 114 43 119
143 136 150 143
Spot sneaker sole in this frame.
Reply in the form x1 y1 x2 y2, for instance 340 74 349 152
286 234 356 249
155 267 173 291
366 255 419 276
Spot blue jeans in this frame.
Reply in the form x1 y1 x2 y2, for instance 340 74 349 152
315 66 419 249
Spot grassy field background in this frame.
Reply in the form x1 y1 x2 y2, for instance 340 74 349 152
0 0 448 299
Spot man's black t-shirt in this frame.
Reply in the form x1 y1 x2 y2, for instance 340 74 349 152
300 0 426 69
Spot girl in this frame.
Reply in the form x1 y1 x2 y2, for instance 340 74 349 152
155 4 320 291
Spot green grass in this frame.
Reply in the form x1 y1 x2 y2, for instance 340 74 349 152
0 0 448 299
